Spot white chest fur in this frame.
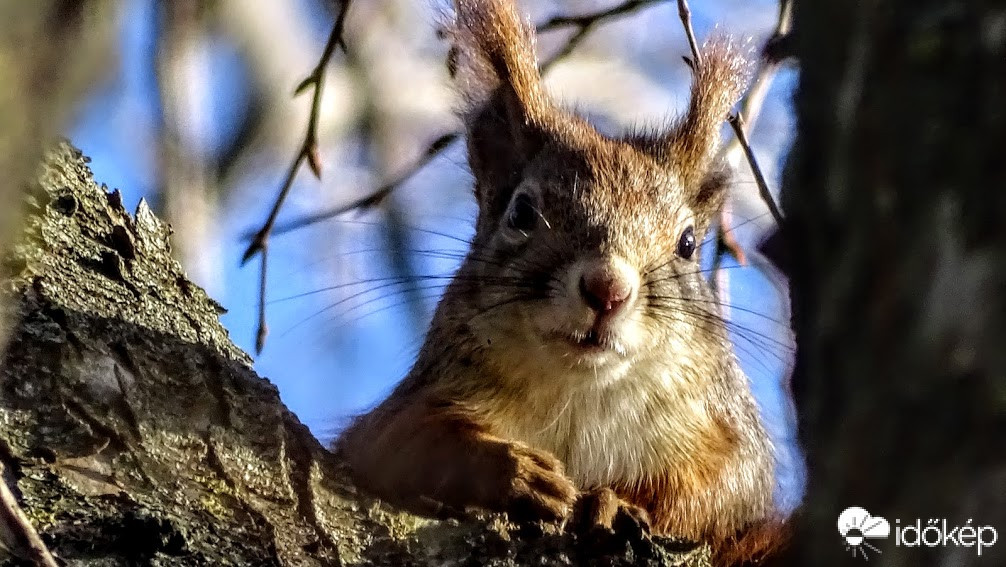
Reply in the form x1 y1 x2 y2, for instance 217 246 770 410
481 358 714 489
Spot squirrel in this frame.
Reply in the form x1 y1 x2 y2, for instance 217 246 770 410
338 0 782 564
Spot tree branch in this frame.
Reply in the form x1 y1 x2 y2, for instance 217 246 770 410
676 0 702 67
538 0 667 31
538 0 669 70
0 462 59 567
6 142 709 565
674 0 790 306
248 0 673 244
720 0 792 164
240 0 353 353
675 0 790 270
728 113 785 226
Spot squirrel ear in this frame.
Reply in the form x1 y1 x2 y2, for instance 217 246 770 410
632 38 752 196
450 0 553 217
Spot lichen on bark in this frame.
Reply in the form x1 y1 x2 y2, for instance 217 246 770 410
0 143 707 566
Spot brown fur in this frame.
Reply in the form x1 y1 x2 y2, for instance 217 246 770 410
338 1 781 565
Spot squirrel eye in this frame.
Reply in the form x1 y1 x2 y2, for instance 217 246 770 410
507 193 538 233
676 226 696 259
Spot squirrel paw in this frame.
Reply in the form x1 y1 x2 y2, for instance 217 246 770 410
499 443 578 522
570 487 651 537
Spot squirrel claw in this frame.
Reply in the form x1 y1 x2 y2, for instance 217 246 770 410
501 444 578 522
570 487 651 538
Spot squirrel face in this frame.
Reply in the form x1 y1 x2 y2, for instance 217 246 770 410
467 140 726 373
450 0 750 379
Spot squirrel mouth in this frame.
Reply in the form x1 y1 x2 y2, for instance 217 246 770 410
577 330 604 348
557 328 624 355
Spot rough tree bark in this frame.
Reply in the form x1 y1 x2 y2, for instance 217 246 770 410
0 143 707 566
779 0 1005 565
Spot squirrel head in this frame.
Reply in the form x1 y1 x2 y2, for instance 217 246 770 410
447 0 752 375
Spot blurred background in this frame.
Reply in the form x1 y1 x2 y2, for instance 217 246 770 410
68 0 802 511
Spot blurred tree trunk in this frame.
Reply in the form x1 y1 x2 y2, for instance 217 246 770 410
0 0 119 355
780 0 1005 564
156 0 222 296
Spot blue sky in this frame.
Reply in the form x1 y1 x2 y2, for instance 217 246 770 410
70 0 802 512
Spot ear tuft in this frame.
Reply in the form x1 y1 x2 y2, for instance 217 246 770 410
446 0 555 222
628 36 753 192
449 0 548 126
670 36 754 183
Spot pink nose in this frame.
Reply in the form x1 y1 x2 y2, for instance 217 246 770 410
579 267 633 315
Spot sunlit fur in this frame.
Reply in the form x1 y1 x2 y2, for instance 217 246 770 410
341 1 779 564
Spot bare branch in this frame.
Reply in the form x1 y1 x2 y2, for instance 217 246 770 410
241 0 352 265
713 0 791 261
251 132 458 241
676 0 702 66
673 0 791 266
256 243 269 354
251 1 671 240
538 0 667 31
240 0 353 353
729 113 785 226
720 0 793 163
541 0 670 70
0 462 60 567
540 25 592 72
251 0 679 244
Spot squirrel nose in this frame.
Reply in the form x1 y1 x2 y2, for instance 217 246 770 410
579 265 634 315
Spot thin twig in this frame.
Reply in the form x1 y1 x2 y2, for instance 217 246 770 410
675 0 789 268
720 0 792 163
242 0 352 264
715 0 790 262
256 243 269 353
538 0 666 31
540 26 592 72
728 113 784 225
247 1 673 244
675 0 789 305
676 0 702 66
0 462 59 567
249 0 669 241
247 133 458 240
242 0 353 353
541 0 669 71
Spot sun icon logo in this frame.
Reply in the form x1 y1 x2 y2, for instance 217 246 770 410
838 507 890 560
